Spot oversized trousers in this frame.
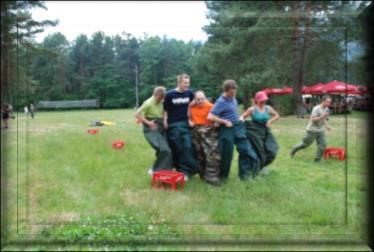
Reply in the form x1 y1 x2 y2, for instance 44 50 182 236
218 121 260 180
143 118 173 171
191 125 220 182
166 121 198 176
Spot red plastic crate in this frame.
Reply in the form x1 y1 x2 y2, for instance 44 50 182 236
324 147 346 160
112 140 125 149
87 129 99 134
151 170 185 191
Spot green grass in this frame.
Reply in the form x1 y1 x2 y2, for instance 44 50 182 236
1 109 370 250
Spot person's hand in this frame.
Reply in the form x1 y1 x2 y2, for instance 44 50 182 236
239 116 245 122
148 120 157 130
326 125 332 131
188 120 194 127
322 112 330 118
163 121 168 130
224 120 233 128
266 121 271 127
213 122 220 128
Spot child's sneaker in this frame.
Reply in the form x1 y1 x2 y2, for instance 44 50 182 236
148 168 153 176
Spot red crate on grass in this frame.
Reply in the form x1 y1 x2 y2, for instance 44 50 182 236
112 140 125 149
324 147 346 160
87 129 99 134
152 170 185 191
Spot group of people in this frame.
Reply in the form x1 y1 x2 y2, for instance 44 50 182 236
1 103 35 129
135 73 333 186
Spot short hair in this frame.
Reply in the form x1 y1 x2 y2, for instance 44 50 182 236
222 79 238 92
153 86 166 96
321 94 331 101
176 73 190 84
194 90 205 96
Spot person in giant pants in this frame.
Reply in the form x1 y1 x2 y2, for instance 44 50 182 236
163 73 198 180
208 80 260 181
135 86 173 175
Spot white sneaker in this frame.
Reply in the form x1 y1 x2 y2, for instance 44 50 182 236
148 168 153 176
184 175 189 182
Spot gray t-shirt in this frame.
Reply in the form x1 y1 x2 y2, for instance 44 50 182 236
306 104 330 132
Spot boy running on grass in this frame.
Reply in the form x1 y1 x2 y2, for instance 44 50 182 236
290 95 332 162
163 73 198 180
189 90 221 186
135 86 173 175
208 80 260 181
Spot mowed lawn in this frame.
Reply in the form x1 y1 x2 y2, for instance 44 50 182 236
1 109 369 247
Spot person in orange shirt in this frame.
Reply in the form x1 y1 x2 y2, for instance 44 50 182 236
189 90 221 186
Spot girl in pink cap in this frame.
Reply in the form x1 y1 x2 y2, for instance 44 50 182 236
240 91 280 176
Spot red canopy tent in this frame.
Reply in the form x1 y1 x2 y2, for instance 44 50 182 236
306 83 326 95
262 87 291 95
322 80 358 94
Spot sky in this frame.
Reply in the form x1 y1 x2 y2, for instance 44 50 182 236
31 1 210 43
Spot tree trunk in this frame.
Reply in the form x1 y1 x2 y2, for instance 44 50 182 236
292 1 313 112
292 1 302 110
1 45 11 104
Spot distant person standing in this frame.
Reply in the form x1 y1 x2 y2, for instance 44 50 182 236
290 95 332 162
24 105 29 117
1 103 11 129
29 103 35 119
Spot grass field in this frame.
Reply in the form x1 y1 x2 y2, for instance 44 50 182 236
1 109 370 250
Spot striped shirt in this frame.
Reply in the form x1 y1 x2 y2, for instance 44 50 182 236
210 95 240 122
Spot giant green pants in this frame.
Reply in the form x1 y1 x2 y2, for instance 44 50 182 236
245 120 279 169
167 121 198 176
291 130 327 159
218 121 260 180
143 118 173 171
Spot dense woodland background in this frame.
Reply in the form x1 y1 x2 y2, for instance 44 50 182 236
1 1 371 111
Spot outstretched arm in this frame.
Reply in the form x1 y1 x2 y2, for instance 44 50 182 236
266 106 280 127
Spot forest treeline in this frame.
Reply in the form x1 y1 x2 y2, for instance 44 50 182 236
1 1 371 110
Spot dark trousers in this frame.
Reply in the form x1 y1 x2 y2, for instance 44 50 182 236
167 121 198 176
218 121 260 180
143 119 173 171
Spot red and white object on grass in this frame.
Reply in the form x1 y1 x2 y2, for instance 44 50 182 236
151 170 185 191
112 140 125 149
324 147 346 161
87 129 99 134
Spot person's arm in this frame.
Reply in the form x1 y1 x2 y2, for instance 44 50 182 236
207 113 233 127
310 108 329 122
163 94 170 129
266 106 280 127
134 103 157 130
134 110 157 129
163 111 168 129
324 118 332 131
240 107 254 121
188 105 194 127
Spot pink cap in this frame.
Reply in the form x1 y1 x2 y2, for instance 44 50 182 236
254 91 269 103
